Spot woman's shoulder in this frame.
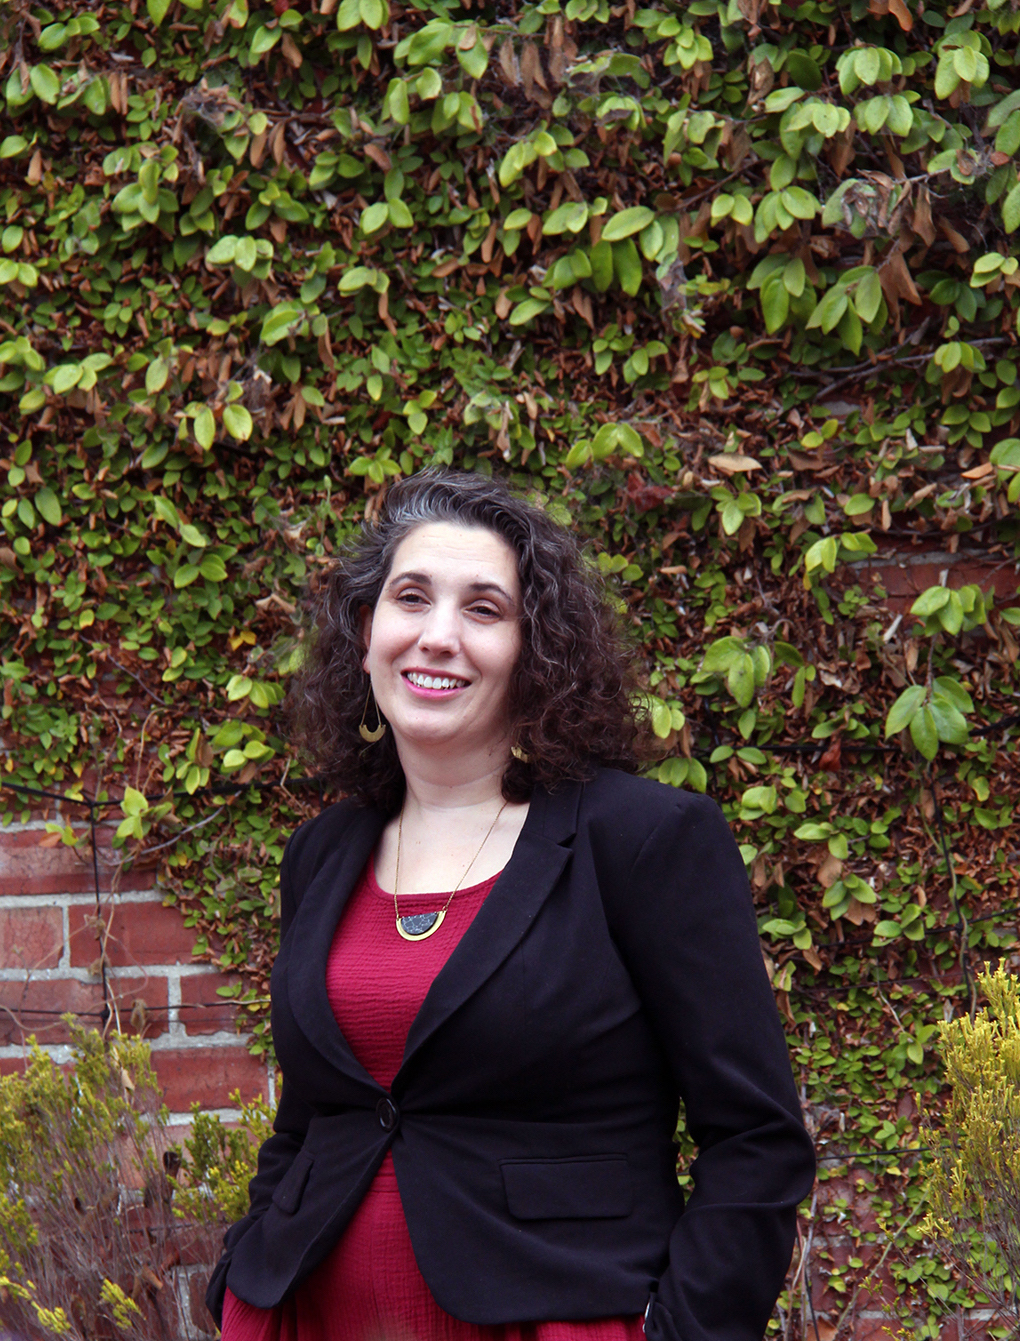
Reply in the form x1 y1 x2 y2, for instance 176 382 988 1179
580 766 720 833
282 795 377 880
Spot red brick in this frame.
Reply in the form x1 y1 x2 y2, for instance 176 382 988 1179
852 1319 902 1341
0 827 156 896
180 972 244 1036
863 556 1020 613
68 898 196 967
152 1046 268 1111
175 1224 226 1269
0 974 168 1045
0 905 63 969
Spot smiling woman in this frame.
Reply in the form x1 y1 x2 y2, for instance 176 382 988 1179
207 469 815 1341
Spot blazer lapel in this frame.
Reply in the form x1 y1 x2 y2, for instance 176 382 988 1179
397 780 583 1079
282 804 388 1087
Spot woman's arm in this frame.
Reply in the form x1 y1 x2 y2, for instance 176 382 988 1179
205 829 316 1328
599 791 816 1341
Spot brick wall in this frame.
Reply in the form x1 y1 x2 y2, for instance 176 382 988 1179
0 810 273 1337
0 815 272 1115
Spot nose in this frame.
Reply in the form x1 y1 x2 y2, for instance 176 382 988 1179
417 598 460 655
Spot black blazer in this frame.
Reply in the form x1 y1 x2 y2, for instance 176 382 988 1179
208 769 815 1341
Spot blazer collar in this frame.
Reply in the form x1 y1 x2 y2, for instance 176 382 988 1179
281 779 584 1094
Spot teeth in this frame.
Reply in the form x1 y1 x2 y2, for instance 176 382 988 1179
407 672 467 690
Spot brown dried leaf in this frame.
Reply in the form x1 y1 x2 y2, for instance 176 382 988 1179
818 851 843 888
571 286 594 328
26 149 42 185
498 37 519 85
281 32 303 67
707 453 762 474
269 121 287 166
911 187 936 245
939 217 969 253
520 41 547 100
879 249 921 305
364 142 391 173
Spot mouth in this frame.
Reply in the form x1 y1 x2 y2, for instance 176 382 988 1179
403 670 471 693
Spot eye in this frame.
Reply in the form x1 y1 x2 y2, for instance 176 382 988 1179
469 602 501 618
396 589 427 607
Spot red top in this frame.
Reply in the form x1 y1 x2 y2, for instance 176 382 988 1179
222 857 646 1341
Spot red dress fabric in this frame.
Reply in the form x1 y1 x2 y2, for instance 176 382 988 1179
222 857 646 1341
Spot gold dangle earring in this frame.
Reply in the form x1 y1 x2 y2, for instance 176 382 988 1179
359 683 387 743
510 742 530 763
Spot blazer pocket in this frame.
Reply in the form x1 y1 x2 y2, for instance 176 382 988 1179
271 1149 314 1215
500 1155 632 1221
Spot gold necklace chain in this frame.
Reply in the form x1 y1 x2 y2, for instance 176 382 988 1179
393 800 509 942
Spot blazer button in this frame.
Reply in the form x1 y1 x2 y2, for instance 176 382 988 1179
376 1097 398 1131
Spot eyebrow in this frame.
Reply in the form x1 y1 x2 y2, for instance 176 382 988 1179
387 571 517 606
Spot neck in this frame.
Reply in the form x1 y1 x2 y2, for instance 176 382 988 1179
395 738 510 818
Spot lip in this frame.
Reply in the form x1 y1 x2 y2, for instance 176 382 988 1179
401 668 472 698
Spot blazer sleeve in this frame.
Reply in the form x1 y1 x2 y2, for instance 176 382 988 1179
599 791 816 1341
205 829 319 1329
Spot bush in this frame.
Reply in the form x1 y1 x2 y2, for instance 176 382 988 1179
0 1024 216 1340
921 966 1020 1323
173 1091 274 1226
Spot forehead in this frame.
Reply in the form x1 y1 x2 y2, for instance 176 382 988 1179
387 522 520 590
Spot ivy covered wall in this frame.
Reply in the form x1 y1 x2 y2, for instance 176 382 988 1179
3 0 1020 1328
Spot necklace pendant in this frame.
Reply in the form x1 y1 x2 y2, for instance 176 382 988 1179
396 909 446 941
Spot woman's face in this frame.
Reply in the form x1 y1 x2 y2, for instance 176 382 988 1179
362 521 522 760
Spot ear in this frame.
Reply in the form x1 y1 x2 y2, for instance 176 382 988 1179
359 604 373 673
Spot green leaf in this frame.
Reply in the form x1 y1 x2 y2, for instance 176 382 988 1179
929 696 969 745
174 564 201 588
764 87 805 113
885 684 926 736
909 705 938 760
601 207 656 242
147 0 171 24
933 675 974 714
509 298 549 325
193 406 216 450
1003 184 1020 234
199 555 228 582
234 236 257 271
911 585 951 617
794 823 833 841
145 358 169 395
29 65 61 105
388 198 414 228
0 136 29 158
650 700 672 738
206 236 239 265
760 275 789 334
854 270 882 323
223 404 253 440
250 24 281 54
361 201 390 234
179 523 208 548
612 238 643 296
727 654 756 708
227 674 253 701
34 487 62 526
387 79 410 125
49 364 82 394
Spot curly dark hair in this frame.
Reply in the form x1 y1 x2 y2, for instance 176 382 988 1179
292 469 646 812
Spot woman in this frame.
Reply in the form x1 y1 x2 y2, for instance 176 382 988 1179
207 469 815 1341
